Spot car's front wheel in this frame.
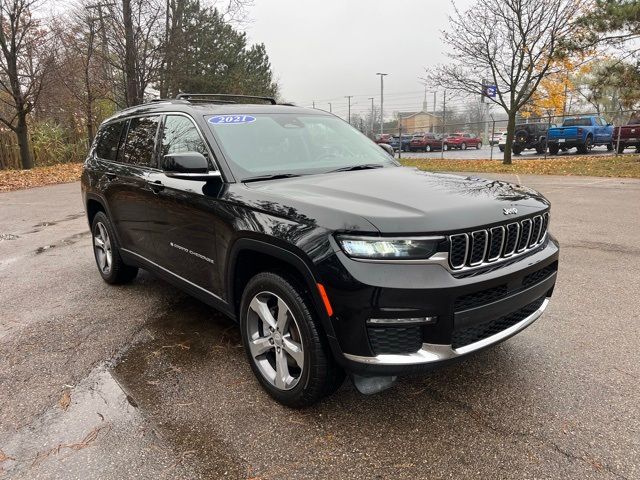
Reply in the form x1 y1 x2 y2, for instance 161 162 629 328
425 144 432 152
240 272 344 407
91 211 138 284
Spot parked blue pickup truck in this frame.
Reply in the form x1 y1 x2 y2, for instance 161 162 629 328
547 116 614 154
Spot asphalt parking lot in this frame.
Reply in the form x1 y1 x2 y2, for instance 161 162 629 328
1 174 639 479
399 144 621 160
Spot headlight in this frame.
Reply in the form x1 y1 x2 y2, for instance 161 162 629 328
336 235 441 260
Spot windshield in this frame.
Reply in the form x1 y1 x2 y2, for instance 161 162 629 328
208 113 396 180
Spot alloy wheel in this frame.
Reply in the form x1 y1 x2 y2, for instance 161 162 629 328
93 221 113 274
246 291 304 391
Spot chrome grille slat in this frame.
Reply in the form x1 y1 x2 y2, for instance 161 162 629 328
448 213 550 271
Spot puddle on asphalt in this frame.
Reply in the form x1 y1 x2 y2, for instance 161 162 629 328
34 232 90 254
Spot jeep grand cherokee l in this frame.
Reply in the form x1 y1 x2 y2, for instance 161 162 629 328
81 94 559 407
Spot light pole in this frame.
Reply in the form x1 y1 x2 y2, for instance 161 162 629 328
328 102 332 113
345 96 353 124
376 72 388 134
368 97 374 137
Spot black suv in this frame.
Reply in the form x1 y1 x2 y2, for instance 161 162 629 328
81 94 559 407
506 122 556 155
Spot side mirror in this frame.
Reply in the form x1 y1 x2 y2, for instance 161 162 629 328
162 152 219 180
379 143 395 157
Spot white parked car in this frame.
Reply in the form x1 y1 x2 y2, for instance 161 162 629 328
498 132 508 152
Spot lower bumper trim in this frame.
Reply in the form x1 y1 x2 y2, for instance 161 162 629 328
343 298 549 366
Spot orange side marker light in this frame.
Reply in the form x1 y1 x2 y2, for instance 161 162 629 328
316 283 334 317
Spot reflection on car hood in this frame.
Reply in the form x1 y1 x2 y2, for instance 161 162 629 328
240 166 549 233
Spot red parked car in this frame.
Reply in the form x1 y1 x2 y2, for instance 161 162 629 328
444 132 482 150
409 133 443 152
374 133 394 144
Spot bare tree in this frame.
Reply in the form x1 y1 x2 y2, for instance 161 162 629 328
426 0 584 164
0 0 52 169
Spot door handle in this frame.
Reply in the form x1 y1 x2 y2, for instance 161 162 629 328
148 180 164 193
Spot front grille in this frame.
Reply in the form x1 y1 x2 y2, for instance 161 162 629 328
368 326 422 355
448 212 549 270
451 295 546 349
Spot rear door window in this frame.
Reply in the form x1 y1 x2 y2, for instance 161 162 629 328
95 122 125 161
122 116 160 166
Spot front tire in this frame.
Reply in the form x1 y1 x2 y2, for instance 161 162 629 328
461 142 467 150
476 142 482 149
240 272 344 407
425 144 432 152
549 143 560 155
91 211 138 284
617 143 626 154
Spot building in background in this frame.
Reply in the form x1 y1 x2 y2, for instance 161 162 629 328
398 100 442 134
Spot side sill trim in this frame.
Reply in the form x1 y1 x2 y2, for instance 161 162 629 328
121 248 227 306
343 298 549 366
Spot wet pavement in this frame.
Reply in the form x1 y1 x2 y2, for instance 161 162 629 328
1 177 639 479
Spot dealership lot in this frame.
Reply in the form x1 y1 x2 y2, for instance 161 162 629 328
1 175 639 479
400 144 621 160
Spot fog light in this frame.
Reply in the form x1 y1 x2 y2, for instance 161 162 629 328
367 316 437 326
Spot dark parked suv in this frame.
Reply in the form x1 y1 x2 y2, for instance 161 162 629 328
508 122 556 155
82 94 559 407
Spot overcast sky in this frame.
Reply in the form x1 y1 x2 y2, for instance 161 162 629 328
247 0 475 119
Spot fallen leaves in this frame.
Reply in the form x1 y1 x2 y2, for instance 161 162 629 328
0 163 83 192
401 154 640 178
59 390 71 411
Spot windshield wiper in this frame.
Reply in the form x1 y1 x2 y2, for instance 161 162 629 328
242 173 301 183
327 164 385 173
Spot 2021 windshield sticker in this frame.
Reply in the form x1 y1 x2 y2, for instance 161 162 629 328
209 115 256 125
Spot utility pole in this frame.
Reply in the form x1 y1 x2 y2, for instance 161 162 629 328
376 72 387 134
328 102 332 113
433 91 437 132
368 97 374 137
441 90 447 159
345 96 353 124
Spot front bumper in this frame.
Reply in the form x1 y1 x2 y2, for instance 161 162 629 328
318 236 559 376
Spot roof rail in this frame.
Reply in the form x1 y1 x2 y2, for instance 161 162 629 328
175 93 277 105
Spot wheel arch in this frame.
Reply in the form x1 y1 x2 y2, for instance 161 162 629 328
227 238 338 343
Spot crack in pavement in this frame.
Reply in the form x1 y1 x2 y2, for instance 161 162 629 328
420 385 630 480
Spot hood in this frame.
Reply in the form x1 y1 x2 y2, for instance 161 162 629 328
238 166 549 233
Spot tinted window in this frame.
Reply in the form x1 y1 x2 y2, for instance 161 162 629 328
563 118 591 127
122 116 160 166
160 115 209 158
95 122 125 161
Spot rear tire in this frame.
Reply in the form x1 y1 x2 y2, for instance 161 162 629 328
617 143 626 154
513 145 523 155
577 136 592 154
91 212 138 284
240 272 344 407
476 142 482 149
606 143 613 151
461 142 467 150
425 144 432 152
548 144 560 155
499 146 504 152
